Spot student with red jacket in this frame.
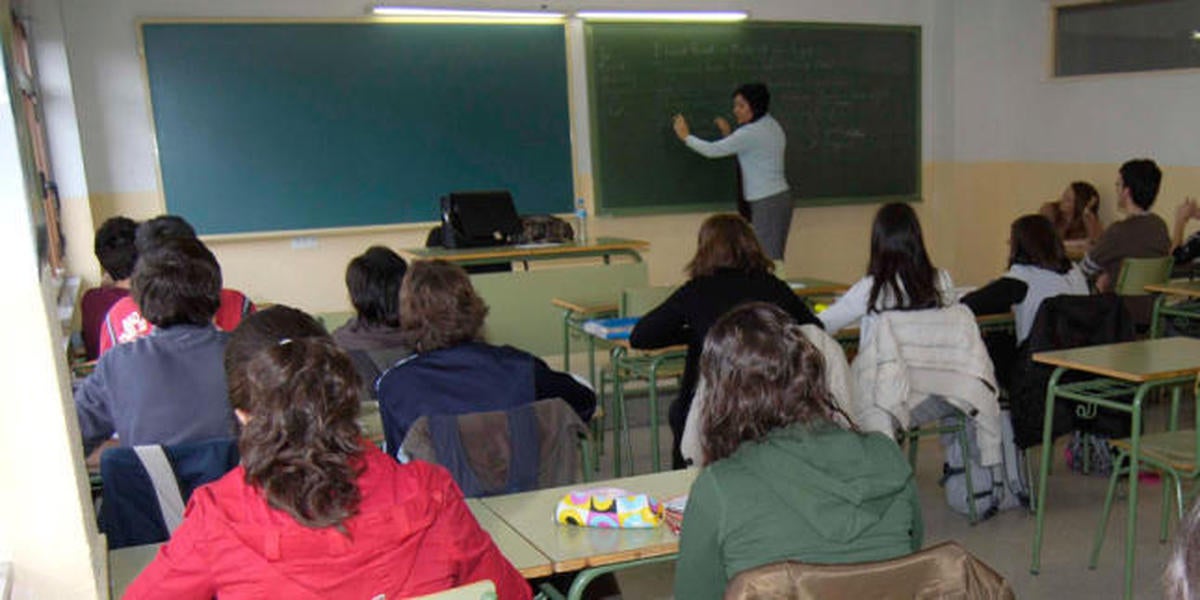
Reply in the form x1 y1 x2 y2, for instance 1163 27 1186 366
125 310 530 599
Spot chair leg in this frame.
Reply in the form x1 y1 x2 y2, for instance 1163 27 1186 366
1090 450 1129 569
956 418 978 524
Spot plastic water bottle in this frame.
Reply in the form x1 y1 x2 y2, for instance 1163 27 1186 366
574 197 589 244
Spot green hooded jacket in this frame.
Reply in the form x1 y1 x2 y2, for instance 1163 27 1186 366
674 423 923 600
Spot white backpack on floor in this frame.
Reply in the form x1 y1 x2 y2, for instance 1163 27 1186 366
940 409 1029 518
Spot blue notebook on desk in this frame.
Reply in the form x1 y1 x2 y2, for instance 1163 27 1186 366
583 316 640 340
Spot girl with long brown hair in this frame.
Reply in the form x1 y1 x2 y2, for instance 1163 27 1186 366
125 306 530 599
673 303 922 600
629 214 820 469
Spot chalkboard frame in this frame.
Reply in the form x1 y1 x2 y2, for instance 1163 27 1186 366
137 19 576 236
584 21 923 217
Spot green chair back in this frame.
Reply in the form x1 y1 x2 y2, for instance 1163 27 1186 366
410 580 497 600
1113 256 1174 295
620 285 677 318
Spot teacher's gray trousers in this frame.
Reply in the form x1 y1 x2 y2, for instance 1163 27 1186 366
750 190 793 260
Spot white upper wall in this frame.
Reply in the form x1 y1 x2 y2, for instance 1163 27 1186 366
40 0 946 200
952 1 1200 166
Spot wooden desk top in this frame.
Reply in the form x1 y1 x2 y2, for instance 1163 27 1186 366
398 237 649 264
466 499 554 579
1145 279 1200 298
551 296 619 315
787 277 849 297
109 543 159 598
480 469 697 573
1032 337 1200 382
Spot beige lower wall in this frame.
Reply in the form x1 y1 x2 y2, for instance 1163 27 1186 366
64 161 1200 317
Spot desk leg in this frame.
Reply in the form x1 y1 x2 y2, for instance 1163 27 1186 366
648 358 662 473
1031 367 1065 574
1122 388 1146 600
561 309 574 373
562 554 678 600
612 347 626 477
1150 294 1164 339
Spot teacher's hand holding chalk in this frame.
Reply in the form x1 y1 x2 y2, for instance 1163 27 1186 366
673 114 691 141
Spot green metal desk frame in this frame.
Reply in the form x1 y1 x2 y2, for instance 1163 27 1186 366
607 345 685 476
1030 368 1190 600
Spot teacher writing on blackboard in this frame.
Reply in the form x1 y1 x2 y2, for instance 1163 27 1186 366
673 83 791 260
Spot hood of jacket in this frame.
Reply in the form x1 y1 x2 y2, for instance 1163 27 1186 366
731 423 914 544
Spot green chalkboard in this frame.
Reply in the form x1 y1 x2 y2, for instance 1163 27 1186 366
141 22 574 235
585 22 921 215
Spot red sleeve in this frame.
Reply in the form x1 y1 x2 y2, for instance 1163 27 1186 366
122 491 218 600
427 468 532 600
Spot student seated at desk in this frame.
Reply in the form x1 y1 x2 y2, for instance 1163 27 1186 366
1040 180 1102 244
80 216 138 360
1079 159 1171 293
629 214 819 469
75 238 235 456
99 215 255 356
961 214 1088 345
331 245 408 352
1169 196 1200 272
124 334 529 599
376 259 595 454
674 303 922 600
818 202 954 337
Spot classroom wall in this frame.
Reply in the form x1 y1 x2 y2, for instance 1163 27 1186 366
0 2 105 593
37 0 951 315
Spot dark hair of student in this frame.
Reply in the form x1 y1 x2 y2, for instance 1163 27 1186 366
345 246 408 328
1119 158 1162 211
866 202 941 313
94 216 139 281
224 305 330 398
1166 498 1200 600
131 237 222 327
135 215 197 254
686 214 775 279
232 336 363 529
399 259 488 353
700 302 853 466
1009 214 1072 274
1069 181 1100 219
733 82 770 121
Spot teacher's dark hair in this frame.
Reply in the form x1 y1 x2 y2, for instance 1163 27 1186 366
734 83 770 120
345 246 408 328
866 203 941 314
687 214 774 279
233 336 363 530
1009 214 1072 274
700 302 852 465
400 259 489 352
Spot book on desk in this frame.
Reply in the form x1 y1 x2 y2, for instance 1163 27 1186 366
582 317 640 340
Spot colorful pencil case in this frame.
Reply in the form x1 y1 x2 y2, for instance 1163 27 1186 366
554 488 663 529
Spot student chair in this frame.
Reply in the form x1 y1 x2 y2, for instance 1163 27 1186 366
722 541 1014 599
601 285 683 475
1113 256 1174 296
901 412 981 524
411 580 497 600
99 438 239 549
1089 374 1198 572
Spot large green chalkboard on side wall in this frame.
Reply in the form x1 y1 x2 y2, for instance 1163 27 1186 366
586 22 920 215
141 22 574 235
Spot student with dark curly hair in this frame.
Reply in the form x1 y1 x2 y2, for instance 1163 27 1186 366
125 313 530 599
81 216 138 360
375 259 595 455
673 303 922 600
74 237 235 455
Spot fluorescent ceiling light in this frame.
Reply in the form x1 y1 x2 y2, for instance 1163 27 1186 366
372 6 565 19
575 11 748 22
